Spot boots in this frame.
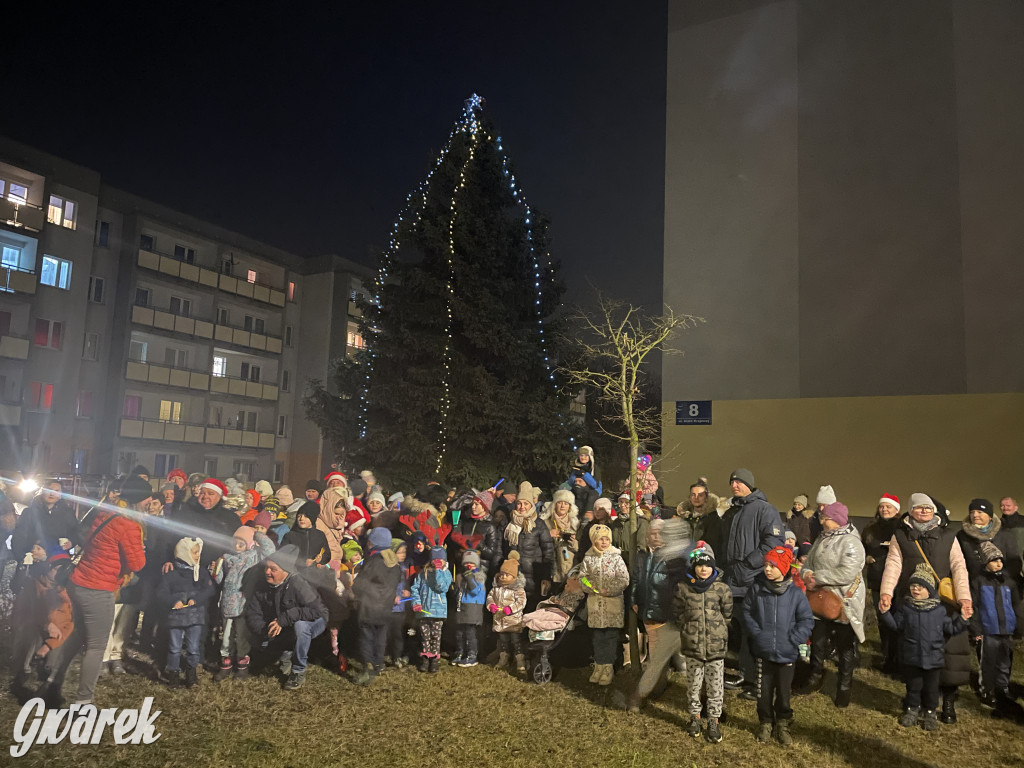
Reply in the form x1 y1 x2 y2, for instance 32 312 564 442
773 720 793 746
215 658 233 682
184 665 199 689
418 656 430 673
899 707 921 727
940 689 957 724
167 669 181 689
921 709 939 731
756 723 773 743
835 643 857 708
589 664 603 683
598 664 614 686
514 654 527 674
427 657 439 674
235 655 250 680
496 652 510 669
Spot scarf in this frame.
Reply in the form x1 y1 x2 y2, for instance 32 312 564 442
910 516 941 533
505 510 536 546
765 575 792 595
905 592 940 612
684 568 719 594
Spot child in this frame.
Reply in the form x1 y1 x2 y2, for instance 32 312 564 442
522 566 586 635
579 523 630 686
673 542 732 744
339 540 363 586
412 535 453 673
281 501 331 571
453 546 487 667
352 527 402 685
158 537 216 688
488 551 527 672
742 546 814 746
387 539 412 668
880 563 968 730
10 550 73 692
969 542 1023 713
212 526 275 681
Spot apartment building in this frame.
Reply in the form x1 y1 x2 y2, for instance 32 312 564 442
0 136 370 485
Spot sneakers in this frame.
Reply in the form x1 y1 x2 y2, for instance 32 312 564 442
686 716 702 737
899 707 921 728
450 654 464 666
284 671 306 690
597 664 614 686
109 660 126 675
705 717 723 744
921 710 939 731
756 723 773 743
215 658 233 682
458 654 478 667
167 669 181 689
773 720 793 746
235 656 250 681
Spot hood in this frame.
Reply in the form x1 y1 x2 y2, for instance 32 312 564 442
318 486 350 529
961 516 1000 542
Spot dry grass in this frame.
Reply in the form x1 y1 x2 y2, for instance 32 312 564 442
3 622 1024 768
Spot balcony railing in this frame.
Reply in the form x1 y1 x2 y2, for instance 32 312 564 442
118 417 275 448
124 359 278 401
1 265 37 295
208 373 279 401
130 304 283 354
137 248 286 308
0 198 45 232
0 333 30 360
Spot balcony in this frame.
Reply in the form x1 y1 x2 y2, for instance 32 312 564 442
125 360 211 392
0 334 30 360
0 401 21 426
118 417 275 449
209 374 278 401
137 248 286 308
129 304 282 354
0 199 45 233
1 265 37 295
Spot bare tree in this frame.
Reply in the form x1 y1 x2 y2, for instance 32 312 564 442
560 290 703 674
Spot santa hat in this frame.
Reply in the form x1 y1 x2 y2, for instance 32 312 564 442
345 507 370 533
324 471 347 487
199 478 228 498
879 493 901 511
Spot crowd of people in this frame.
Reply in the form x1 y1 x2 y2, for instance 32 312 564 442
1 447 1022 749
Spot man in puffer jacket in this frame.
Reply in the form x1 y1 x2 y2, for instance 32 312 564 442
352 527 402 685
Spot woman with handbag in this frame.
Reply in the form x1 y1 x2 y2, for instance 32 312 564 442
879 493 973 724
796 502 866 706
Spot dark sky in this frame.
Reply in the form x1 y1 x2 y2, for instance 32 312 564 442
3 3 667 309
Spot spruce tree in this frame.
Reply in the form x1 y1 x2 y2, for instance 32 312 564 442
306 95 577 489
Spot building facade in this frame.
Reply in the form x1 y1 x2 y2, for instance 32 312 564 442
0 136 369 485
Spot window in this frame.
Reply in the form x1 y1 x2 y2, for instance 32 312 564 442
281 370 290 392
204 458 218 477
75 391 93 418
222 259 233 275
47 195 77 229
134 288 151 307
129 340 148 362
285 325 293 346
212 355 227 377
246 269 256 283
154 453 178 478
159 400 182 423
287 281 295 301
240 362 261 382
96 221 110 247
210 405 223 426
244 315 265 333
164 348 187 368
140 234 155 251
82 332 100 361
0 310 10 337
4 181 28 205
40 255 72 290
217 308 229 325
89 275 105 303
122 395 141 419
28 382 54 412
173 244 196 264
2 244 20 268
169 296 191 317
277 415 287 437
236 410 257 432
232 460 256 481
347 321 365 350
117 452 137 475
34 319 63 349
273 462 284 483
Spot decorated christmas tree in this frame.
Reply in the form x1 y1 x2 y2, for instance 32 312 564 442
306 95 577 489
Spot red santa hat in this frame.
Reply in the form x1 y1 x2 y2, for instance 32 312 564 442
324 471 347 487
199 478 228 498
345 507 370 533
879 493 901 511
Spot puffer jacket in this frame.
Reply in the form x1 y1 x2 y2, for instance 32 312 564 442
633 549 670 624
880 600 967 670
957 518 1021 581
246 573 328 636
452 516 502 576
215 532 276 618
71 510 146 592
675 493 721 544
800 523 867 642
673 570 733 661
353 548 402 625
969 570 1023 638
157 560 216 628
487 576 527 632
503 525 554 594
413 565 453 619
742 575 814 663
11 497 79 560
541 506 580 584
722 490 785 597
579 545 630 629
861 514 902 592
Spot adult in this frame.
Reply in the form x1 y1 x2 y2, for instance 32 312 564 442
186 473 205 501
810 485 836 544
956 498 1021 581
490 482 517 528
452 490 502 578
862 493 903 674
675 481 721 544
502 481 553 608
787 494 814 548
323 471 347 491
11 481 78 561
166 478 239 570
879 493 973 724
245 545 328 690
717 468 784 694
304 479 323 502
615 492 651 556
541 489 580 586
999 497 1022 529
41 475 148 706
569 471 599 517
797 502 866 706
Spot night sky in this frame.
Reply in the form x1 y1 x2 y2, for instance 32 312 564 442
2 3 667 309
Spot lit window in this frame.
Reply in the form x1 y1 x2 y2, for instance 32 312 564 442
159 399 182 423
40 255 73 290
5 182 28 205
288 281 295 301
34 319 63 349
83 332 100 361
1 244 19 269
28 382 54 412
129 340 148 362
247 269 257 283
347 321 365 349
47 195 77 229
212 355 227 377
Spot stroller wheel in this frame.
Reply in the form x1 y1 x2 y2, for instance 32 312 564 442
533 657 553 684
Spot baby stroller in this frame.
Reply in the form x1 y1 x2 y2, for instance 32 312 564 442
527 599 586 684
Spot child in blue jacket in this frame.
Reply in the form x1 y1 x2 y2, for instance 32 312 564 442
412 543 453 673
453 548 487 667
157 537 216 688
742 546 814 747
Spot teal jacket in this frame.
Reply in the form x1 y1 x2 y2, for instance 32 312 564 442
413 565 453 619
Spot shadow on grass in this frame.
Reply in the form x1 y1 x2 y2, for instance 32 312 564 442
795 720 939 768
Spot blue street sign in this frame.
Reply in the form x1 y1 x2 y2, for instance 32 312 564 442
676 400 712 425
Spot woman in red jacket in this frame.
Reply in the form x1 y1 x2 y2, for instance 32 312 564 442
41 475 148 707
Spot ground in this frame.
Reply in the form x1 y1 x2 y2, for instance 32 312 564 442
3 617 1024 768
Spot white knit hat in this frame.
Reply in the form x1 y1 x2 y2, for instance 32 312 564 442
816 485 837 506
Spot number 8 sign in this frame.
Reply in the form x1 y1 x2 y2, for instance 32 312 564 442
675 400 712 425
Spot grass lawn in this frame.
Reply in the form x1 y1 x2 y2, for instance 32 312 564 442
3 620 1024 768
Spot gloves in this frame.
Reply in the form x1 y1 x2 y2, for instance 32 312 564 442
488 603 498 613
503 606 512 615
413 604 423 613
